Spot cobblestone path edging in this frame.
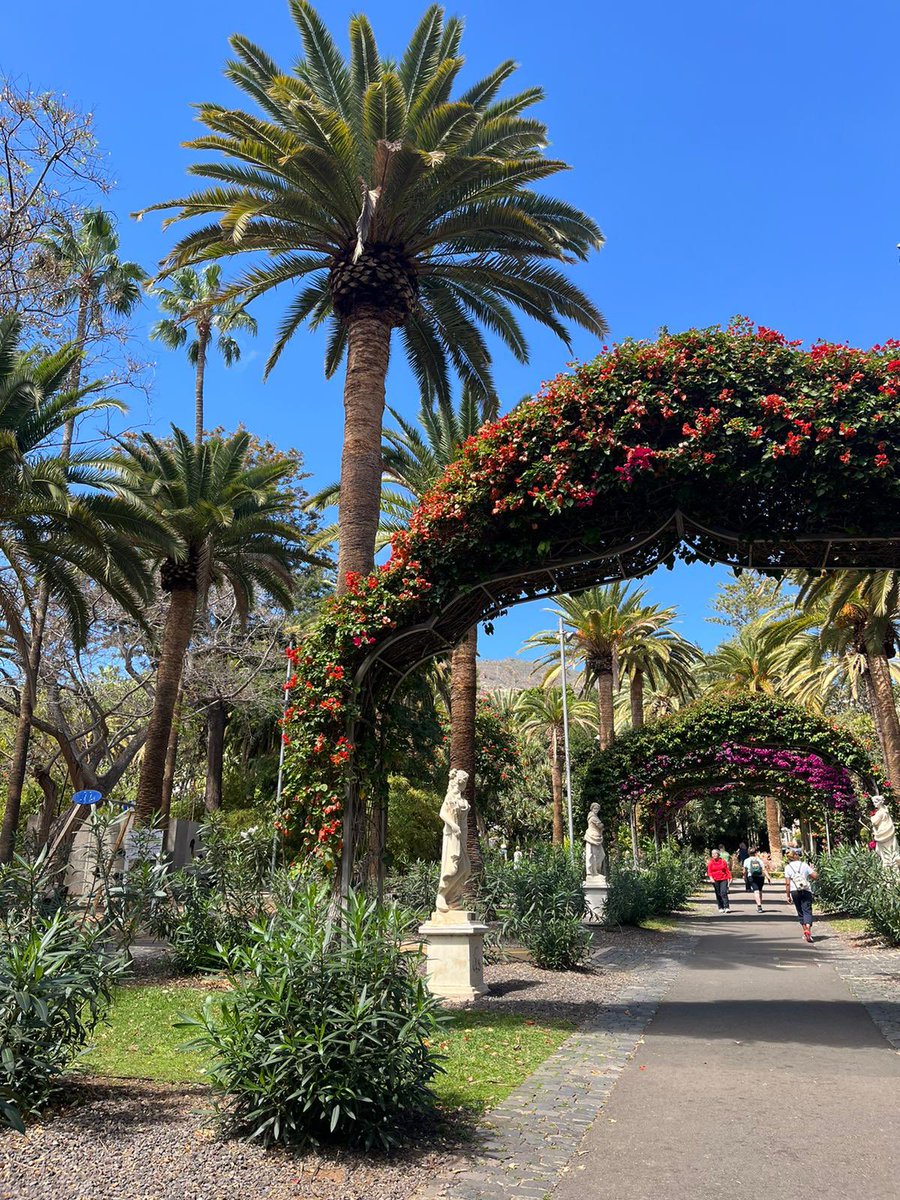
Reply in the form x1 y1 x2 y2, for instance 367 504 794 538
410 936 696 1200
818 922 900 1053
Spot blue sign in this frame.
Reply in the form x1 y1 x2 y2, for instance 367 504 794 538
72 789 103 806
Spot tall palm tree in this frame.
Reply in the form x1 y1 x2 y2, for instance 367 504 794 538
0 313 159 861
701 621 788 697
142 2 606 593
514 687 594 844
310 389 488 880
102 428 311 821
149 264 257 447
615 603 701 728
34 209 145 454
789 572 900 785
526 583 649 749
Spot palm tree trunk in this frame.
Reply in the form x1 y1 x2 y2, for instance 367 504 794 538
450 625 481 896
204 699 227 813
0 591 50 863
336 313 391 595
765 797 783 871
194 326 209 449
598 669 615 749
60 290 88 457
630 669 645 729
159 702 181 824
550 728 564 845
863 669 889 769
135 586 198 823
866 651 900 787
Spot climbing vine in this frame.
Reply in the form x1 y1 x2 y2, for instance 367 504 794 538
280 322 900 863
579 695 883 837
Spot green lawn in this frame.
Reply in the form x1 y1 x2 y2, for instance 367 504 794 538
823 914 868 935
84 985 573 1114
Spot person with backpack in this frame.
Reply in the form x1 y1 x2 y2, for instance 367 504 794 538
742 846 770 911
706 847 732 913
784 847 818 942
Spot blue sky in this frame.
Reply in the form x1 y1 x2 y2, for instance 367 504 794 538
5 1 899 656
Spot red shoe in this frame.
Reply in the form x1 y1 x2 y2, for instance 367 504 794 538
803 929 813 943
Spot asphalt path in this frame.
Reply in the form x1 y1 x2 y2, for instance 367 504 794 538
555 885 900 1199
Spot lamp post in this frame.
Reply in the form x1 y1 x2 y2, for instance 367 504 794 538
559 617 576 860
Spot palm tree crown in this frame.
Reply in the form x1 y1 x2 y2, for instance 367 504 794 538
143 2 606 393
149 264 257 446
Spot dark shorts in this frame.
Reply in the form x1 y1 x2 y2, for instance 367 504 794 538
747 874 765 894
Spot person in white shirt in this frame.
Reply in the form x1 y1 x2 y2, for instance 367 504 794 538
742 847 771 912
784 848 818 943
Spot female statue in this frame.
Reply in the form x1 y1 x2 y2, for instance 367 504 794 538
584 802 608 880
435 768 472 913
870 794 900 869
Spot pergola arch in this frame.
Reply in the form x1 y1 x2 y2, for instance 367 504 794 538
579 695 880 840
281 322 900 876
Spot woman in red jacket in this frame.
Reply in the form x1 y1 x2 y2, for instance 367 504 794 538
706 848 732 913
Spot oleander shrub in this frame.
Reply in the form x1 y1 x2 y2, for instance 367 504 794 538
865 873 900 946
814 844 885 916
497 847 590 970
152 821 274 972
0 911 125 1131
604 861 653 927
182 884 444 1149
384 858 440 927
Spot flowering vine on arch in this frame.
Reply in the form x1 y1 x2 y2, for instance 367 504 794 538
280 322 900 871
580 695 884 839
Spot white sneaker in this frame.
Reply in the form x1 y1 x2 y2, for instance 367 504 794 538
724 907 731 913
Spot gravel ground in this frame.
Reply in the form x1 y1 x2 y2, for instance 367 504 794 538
0 928 677 1200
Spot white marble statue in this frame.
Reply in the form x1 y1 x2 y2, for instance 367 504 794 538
870 794 900 869
584 802 608 881
435 768 471 913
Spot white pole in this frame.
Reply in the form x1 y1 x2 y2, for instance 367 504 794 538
271 641 293 874
824 810 832 855
559 617 575 860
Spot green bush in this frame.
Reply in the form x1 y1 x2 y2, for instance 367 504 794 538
605 862 652 926
865 873 900 946
814 844 884 916
152 821 274 972
0 911 125 1131
183 884 444 1149
605 844 701 927
496 847 590 971
384 858 440 927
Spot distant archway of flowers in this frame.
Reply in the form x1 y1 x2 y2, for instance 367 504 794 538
280 321 900 877
580 695 881 838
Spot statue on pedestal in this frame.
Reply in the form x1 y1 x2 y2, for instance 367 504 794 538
584 802 608 881
870 794 900 869
435 768 471 914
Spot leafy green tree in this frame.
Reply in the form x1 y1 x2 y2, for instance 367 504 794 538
514 687 594 844
102 428 313 821
701 621 787 698
34 209 145 452
143 2 606 592
527 583 655 749
149 264 257 447
0 314 158 860
707 571 791 631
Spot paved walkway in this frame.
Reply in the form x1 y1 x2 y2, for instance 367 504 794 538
416 888 900 1200
555 888 900 1200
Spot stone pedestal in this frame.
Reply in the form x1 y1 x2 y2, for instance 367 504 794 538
583 876 609 924
418 910 489 1001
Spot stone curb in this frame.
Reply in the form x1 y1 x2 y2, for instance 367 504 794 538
409 936 696 1200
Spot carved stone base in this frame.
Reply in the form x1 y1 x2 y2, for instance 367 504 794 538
583 877 609 924
419 911 489 1001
